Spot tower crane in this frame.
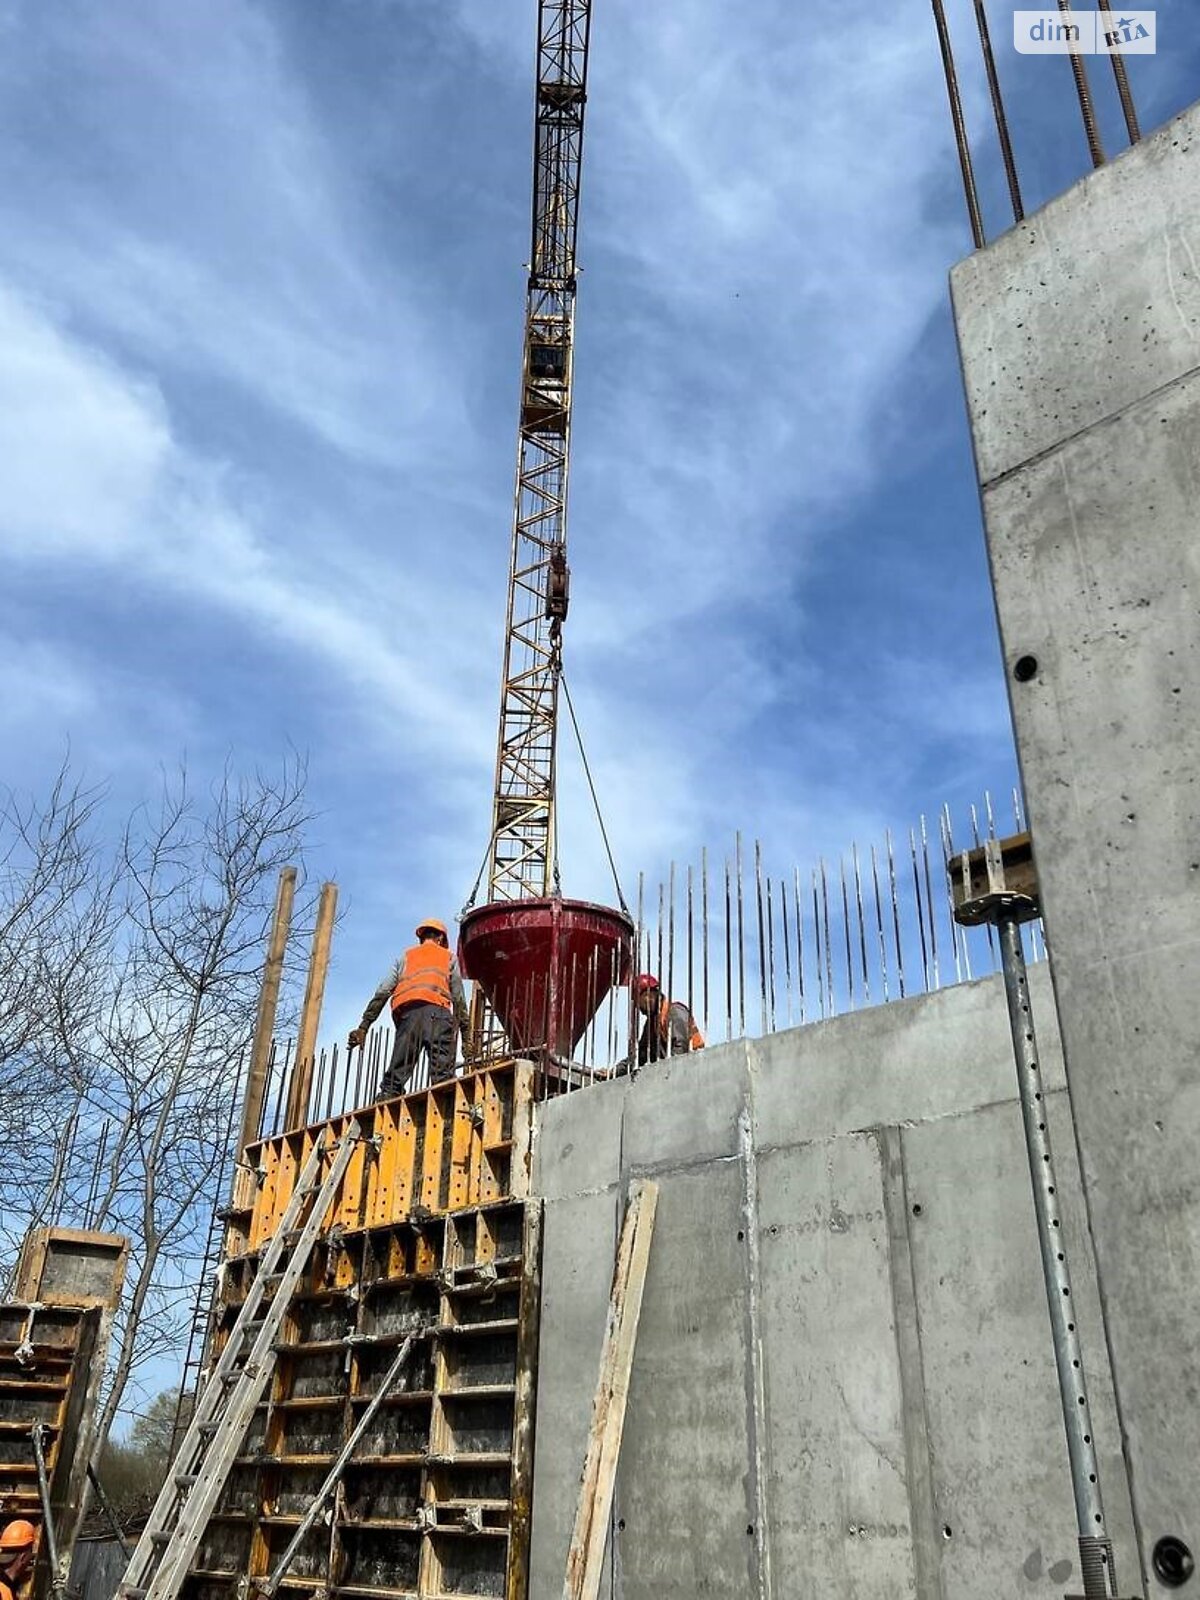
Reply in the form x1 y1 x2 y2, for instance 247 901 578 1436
463 0 629 1071
486 0 592 906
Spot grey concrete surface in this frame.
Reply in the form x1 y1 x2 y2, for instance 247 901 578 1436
953 98 1200 1591
528 966 1135 1600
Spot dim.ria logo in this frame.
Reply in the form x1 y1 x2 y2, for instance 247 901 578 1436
1013 10 1156 54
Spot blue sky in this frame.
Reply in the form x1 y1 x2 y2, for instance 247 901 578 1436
0 0 1194 1042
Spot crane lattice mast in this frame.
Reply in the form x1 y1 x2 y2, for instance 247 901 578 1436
486 0 592 904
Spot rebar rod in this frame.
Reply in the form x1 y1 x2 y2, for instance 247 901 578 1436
766 877 778 1031
781 875 793 1028
701 847 710 1037
852 843 870 1006
755 842 768 1035
794 866 807 1023
921 815 940 990
724 858 733 1043
930 0 986 247
840 857 854 1010
887 829 906 999
1096 0 1141 143
736 834 746 1036
972 0 1024 222
871 845 890 1003
1057 0 1106 167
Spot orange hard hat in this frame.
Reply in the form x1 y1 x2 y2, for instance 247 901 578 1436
0 1520 36 1552
634 973 660 993
415 918 448 941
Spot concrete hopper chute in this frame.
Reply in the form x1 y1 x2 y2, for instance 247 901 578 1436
458 897 633 1060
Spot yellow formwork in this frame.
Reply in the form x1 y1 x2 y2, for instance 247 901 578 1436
224 1062 534 1261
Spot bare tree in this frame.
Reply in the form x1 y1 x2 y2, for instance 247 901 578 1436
0 757 311 1459
0 767 115 1265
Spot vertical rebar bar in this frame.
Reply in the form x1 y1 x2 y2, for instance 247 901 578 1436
812 870 826 1019
971 803 998 966
853 843 870 1006
910 829 930 993
794 866 807 1024
1096 0 1142 144
887 829 905 999
921 814 940 991
1057 0 1106 167
941 806 968 984
701 846 710 1038
687 863 695 1024
724 857 733 1044
736 833 746 1037
781 875 793 1028
766 877 778 1032
972 0 1025 223
755 841 769 1036
840 857 855 1010
871 844 890 1003
930 0 986 247
820 860 834 1016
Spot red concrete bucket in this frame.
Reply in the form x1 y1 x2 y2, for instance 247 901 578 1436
458 897 634 1058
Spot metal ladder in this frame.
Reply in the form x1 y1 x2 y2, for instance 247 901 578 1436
117 1120 364 1600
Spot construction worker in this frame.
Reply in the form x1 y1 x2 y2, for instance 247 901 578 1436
611 973 704 1074
348 918 470 1096
0 1520 36 1600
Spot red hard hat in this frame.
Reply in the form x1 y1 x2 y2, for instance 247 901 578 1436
634 973 660 993
0 1521 36 1552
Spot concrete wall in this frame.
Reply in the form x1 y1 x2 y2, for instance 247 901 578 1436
952 101 1200 1591
529 967 1138 1600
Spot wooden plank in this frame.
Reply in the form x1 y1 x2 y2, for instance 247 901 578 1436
505 1202 543 1600
447 1084 474 1213
421 1091 447 1214
562 1181 659 1600
508 1064 536 1202
285 881 338 1131
238 865 298 1157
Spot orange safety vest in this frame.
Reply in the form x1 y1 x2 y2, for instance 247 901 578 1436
390 943 453 1014
658 996 705 1052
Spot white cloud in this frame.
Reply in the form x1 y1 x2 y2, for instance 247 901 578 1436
0 283 170 557
0 278 492 768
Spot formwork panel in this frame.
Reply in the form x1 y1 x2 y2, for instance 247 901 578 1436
183 1200 541 1600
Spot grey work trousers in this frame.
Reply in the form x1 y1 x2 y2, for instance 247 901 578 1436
380 1002 456 1097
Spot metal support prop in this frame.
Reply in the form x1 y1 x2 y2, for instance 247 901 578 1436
87 1461 133 1559
949 833 1123 1600
256 1331 418 1597
31 1424 68 1598
996 914 1115 1598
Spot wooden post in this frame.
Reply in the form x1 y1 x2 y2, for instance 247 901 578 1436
563 1180 659 1600
237 866 297 1157
285 882 338 1130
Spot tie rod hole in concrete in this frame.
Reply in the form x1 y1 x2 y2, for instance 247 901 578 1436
1153 1536 1195 1587
1013 653 1040 682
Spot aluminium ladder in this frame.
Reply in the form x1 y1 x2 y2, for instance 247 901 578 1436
117 1121 364 1600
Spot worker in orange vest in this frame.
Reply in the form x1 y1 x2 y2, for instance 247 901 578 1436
349 918 470 1096
611 973 704 1074
0 1521 36 1600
